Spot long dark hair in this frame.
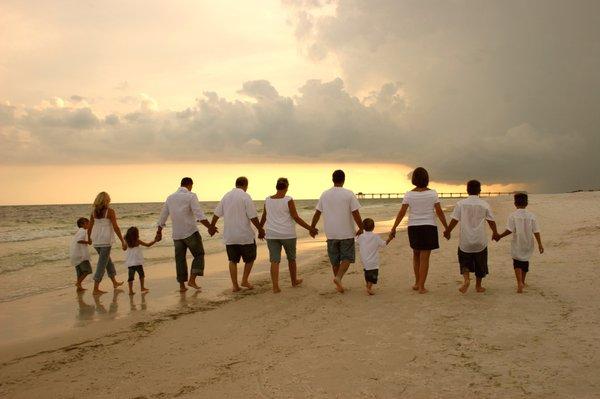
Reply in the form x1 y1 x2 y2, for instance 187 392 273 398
124 227 139 248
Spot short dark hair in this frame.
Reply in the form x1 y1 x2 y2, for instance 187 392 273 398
276 177 289 190
332 169 345 184
411 167 429 188
76 217 89 228
467 180 481 195
180 177 193 187
363 218 375 231
236 176 248 188
124 226 139 248
514 192 528 207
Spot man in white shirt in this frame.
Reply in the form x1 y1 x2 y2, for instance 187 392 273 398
210 177 265 292
444 180 499 294
310 170 363 293
156 177 216 292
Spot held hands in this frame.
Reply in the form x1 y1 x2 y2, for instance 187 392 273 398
257 227 266 240
356 228 364 237
309 227 319 238
207 225 218 237
388 228 396 240
121 241 127 251
443 229 451 240
492 233 501 242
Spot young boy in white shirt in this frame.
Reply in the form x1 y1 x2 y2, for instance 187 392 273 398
497 193 544 293
444 180 499 294
70 217 92 291
356 218 392 295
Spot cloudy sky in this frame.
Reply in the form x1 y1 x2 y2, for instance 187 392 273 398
1 0 598 204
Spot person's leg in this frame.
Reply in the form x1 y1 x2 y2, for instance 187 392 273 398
229 262 240 292
417 250 431 294
240 243 257 289
283 239 302 286
327 240 341 276
457 249 471 294
93 247 109 295
105 254 123 289
412 250 421 290
515 268 524 293
459 271 471 293
474 248 487 293
185 232 205 289
522 271 528 286
128 267 135 295
475 277 485 293
174 239 189 292
267 239 282 292
270 262 281 293
139 266 148 292
366 281 374 295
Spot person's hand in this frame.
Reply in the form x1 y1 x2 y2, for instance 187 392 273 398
309 227 318 238
389 228 396 239
492 233 501 242
443 229 451 240
87 240 93 245
154 233 162 242
258 228 266 240
122 242 127 251
356 228 364 236
539 245 544 254
207 225 218 237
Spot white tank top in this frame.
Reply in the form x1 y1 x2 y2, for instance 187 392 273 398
125 246 144 267
90 209 115 247
265 196 296 239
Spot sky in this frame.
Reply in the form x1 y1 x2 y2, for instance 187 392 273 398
1 0 598 205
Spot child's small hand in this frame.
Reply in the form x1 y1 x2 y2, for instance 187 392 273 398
539 245 544 254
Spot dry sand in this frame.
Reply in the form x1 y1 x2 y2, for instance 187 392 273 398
1 192 599 398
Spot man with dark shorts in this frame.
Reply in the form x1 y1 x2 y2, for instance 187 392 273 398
311 170 363 293
156 177 217 292
210 177 265 292
444 180 499 294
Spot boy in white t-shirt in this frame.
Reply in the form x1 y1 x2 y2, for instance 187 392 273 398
356 218 392 295
497 193 544 293
70 217 92 291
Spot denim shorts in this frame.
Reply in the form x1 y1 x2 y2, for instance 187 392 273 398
326 238 355 266
266 238 297 263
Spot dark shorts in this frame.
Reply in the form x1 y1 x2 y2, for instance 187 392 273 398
513 259 530 273
326 238 355 266
408 225 439 250
364 269 379 284
75 260 92 278
226 242 257 264
458 247 489 278
128 265 145 282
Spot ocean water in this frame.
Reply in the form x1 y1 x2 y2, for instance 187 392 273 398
0 198 403 303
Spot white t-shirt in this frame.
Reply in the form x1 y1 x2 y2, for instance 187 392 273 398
125 246 144 267
157 187 207 240
214 188 258 245
316 187 361 240
402 190 440 226
451 195 495 253
70 228 90 266
507 209 540 261
265 196 296 239
356 231 386 270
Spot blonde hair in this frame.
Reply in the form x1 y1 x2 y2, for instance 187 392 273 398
93 192 111 218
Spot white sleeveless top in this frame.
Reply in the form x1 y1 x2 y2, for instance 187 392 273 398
90 209 115 247
125 246 144 267
265 196 296 239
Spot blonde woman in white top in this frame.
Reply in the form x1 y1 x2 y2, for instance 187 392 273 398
88 191 127 295
389 167 448 294
259 178 318 293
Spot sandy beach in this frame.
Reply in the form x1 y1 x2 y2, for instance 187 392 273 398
1 192 599 398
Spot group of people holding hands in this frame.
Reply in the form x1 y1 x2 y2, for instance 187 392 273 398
69 167 543 298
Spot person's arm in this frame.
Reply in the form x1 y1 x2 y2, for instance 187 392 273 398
108 209 127 250
288 199 317 235
259 204 267 229
496 229 512 241
310 210 321 231
389 204 409 239
87 214 95 244
190 193 213 234
77 230 90 245
352 209 364 236
139 239 157 247
250 217 265 239
534 232 544 253
434 202 448 230
156 202 169 238
497 214 515 241
445 219 459 240
487 220 499 242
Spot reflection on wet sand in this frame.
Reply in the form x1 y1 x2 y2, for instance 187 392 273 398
76 291 95 323
91 291 122 319
129 292 148 312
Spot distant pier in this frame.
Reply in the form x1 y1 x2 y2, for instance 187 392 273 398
356 192 512 200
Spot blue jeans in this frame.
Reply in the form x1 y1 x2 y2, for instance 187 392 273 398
94 246 116 282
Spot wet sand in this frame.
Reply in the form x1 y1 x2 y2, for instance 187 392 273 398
1 193 600 398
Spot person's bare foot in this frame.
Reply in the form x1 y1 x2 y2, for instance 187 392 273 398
179 286 188 292
187 281 201 290
419 288 428 294
366 288 375 295
333 278 344 293
292 278 303 287
241 282 254 290
273 287 281 293
412 284 419 291
517 285 524 293
113 280 124 288
93 289 107 296
232 285 242 292
459 279 470 294
129 291 135 296
76 286 86 292
141 287 149 292
476 286 486 293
